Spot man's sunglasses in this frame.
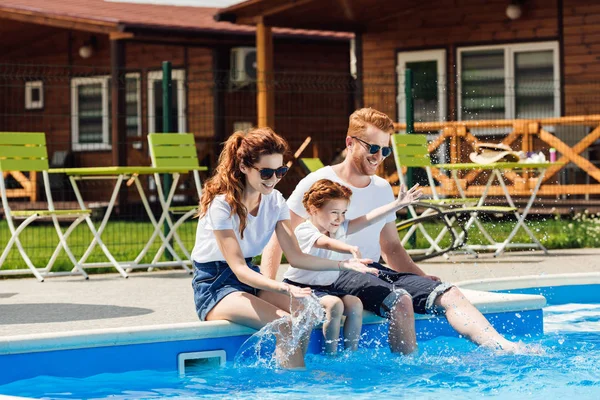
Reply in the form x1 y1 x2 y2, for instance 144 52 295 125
351 136 392 158
252 165 289 180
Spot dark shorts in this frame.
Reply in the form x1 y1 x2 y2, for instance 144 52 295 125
192 258 259 321
282 278 351 299
331 262 453 317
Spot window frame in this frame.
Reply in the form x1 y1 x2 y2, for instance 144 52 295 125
70 73 141 152
25 80 44 110
456 41 560 123
147 69 187 134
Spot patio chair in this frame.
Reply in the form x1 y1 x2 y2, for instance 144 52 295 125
299 158 325 174
391 133 516 259
298 154 466 260
0 132 127 281
146 133 203 271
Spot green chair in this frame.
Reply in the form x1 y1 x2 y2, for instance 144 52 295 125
147 133 204 271
0 132 126 281
391 133 515 259
299 158 325 174
298 153 463 261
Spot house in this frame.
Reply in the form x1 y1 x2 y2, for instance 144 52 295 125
215 0 600 199
0 0 353 199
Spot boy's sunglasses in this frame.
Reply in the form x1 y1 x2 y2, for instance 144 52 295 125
351 136 392 158
252 165 289 180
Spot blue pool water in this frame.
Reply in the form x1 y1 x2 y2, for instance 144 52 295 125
1 303 599 399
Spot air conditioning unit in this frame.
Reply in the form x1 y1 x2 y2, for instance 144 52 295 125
230 47 257 86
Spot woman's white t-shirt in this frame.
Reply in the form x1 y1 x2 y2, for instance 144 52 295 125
283 219 349 286
191 190 290 263
287 166 396 262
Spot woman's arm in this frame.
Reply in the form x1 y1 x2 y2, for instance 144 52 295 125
347 183 423 235
314 235 361 259
275 220 377 274
213 229 311 296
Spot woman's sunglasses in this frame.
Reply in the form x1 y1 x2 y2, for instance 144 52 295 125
252 165 289 180
351 136 392 158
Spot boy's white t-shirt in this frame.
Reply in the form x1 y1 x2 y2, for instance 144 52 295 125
283 219 348 286
191 190 290 263
287 166 396 262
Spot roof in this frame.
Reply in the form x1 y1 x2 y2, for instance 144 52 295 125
216 0 419 32
0 0 351 39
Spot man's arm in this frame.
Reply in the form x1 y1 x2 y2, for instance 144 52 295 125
379 221 429 276
260 210 305 279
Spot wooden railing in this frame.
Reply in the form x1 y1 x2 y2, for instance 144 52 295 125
2 171 37 201
391 115 600 197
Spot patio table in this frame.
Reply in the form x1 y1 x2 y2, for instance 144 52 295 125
49 166 207 276
436 161 562 257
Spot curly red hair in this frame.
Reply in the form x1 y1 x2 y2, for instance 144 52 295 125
302 179 353 212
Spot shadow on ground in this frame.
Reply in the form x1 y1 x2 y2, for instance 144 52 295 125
0 303 153 324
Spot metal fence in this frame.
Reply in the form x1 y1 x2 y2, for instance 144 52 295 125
1 63 600 272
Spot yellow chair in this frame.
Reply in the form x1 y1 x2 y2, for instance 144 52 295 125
0 132 126 281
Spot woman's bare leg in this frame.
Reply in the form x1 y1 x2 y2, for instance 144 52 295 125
206 291 305 369
436 287 518 352
341 295 363 351
319 296 344 354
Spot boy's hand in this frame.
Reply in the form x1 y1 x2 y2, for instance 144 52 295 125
396 183 423 207
349 245 362 259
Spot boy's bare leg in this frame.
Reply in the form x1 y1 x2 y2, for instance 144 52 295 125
341 295 363 351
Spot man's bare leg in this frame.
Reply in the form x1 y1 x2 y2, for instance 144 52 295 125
388 294 418 355
436 287 518 352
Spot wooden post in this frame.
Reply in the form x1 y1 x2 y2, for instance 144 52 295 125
256 20 274 128
110 39 127 167
110 38 128 213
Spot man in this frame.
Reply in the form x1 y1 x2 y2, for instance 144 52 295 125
262 108 519 354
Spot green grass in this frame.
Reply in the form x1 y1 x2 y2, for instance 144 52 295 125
0 219 197 276
1 213 599 275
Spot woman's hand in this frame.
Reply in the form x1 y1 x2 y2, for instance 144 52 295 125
396 183 423 207
340 258 379 275
280 282 313 298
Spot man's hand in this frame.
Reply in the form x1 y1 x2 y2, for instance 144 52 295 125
423 274 441 282
396 183 423 207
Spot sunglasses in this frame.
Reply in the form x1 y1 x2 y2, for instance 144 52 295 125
351 136 392 158
251 165 289 180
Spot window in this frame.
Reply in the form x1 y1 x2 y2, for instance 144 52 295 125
148 70 186 133
457 42 559 133
71 73 141 151
25 81 44 110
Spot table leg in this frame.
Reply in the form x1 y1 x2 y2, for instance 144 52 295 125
494 168 548 257
70 175 129 277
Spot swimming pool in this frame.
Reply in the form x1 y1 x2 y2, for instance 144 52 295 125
0 281 598 399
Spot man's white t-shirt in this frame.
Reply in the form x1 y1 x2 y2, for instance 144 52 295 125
287 166 395 262
191 190 290 263
283 219 348 286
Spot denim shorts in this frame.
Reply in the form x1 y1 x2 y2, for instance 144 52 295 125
192 257 260 321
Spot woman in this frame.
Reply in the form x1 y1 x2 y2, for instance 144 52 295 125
191 127 377 369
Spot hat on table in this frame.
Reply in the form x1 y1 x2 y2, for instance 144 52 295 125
469 142 521 164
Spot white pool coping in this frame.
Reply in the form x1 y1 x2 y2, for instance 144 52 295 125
456 272 600 292
0 288 545 356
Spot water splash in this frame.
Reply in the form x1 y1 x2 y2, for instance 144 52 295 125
235 293 325 368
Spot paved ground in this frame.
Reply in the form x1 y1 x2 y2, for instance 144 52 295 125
1 248 599 338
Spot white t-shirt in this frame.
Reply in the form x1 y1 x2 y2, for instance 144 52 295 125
287 166 395 262
191 190 290 263
283 219 348 286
